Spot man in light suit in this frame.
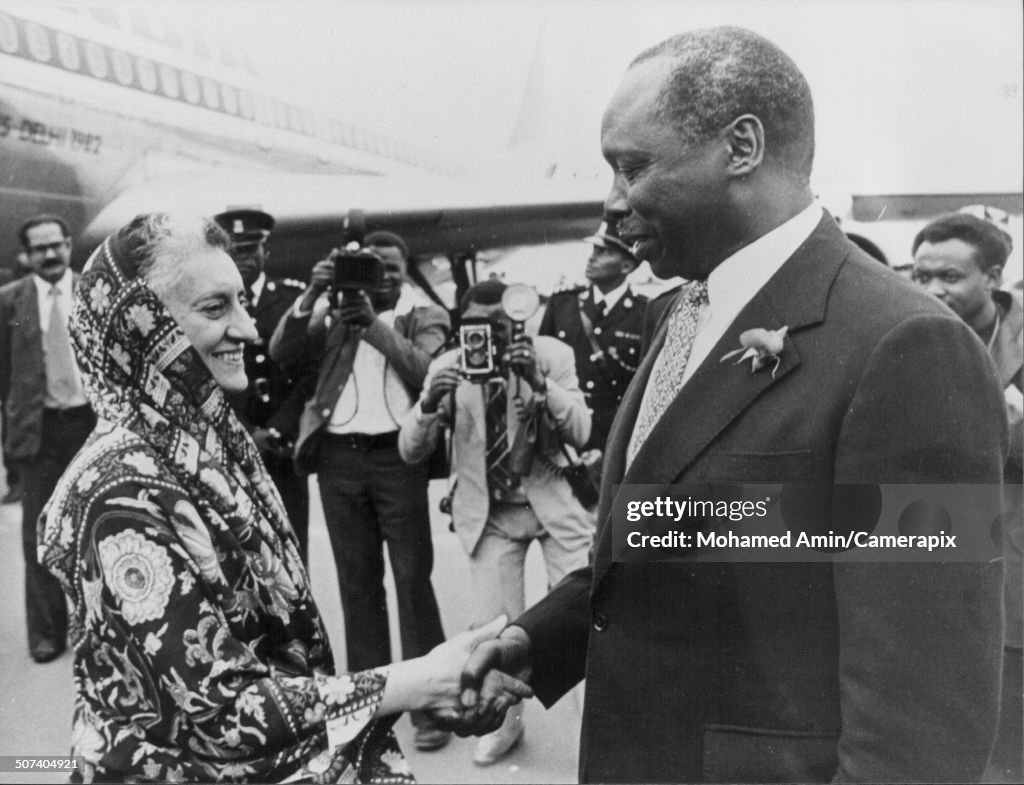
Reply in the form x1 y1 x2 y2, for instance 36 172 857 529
448 27 1009 783
0 215 95 664
399 279 593 765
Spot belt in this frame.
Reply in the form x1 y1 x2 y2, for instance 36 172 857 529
324 431 400 451
43 404 92 421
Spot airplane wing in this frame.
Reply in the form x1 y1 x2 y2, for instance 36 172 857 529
80 170 605 278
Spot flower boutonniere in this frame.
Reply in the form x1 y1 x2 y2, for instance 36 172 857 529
720 326 789 377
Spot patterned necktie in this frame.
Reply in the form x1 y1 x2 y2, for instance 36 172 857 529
484 378 519 499
627 281 709 466
45 285 81 407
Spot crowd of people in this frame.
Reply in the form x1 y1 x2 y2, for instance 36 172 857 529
0 23 1020 785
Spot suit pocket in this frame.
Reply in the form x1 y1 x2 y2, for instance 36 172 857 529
702 724 837 783
705 449 813 482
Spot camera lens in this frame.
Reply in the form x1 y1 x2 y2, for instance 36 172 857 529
466 331 485 348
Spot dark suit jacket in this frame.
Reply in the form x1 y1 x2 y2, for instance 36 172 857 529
0 274 82 461
516 215 1008 783
269 297 450 474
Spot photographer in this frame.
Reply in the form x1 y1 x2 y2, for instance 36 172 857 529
398 279 594 766
268 230 453 752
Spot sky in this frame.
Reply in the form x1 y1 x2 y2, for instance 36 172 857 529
170 0 1024 201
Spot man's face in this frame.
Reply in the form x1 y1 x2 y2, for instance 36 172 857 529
585 245 633 287
368 244 407 311
230 241 267 291
161 247 258 394
600 57 733 281
24 222 72 284
913 238 1000 326
462 301 511 344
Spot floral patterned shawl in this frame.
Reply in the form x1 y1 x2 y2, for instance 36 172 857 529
38 228 413 783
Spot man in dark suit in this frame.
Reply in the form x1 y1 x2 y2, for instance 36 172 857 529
269 230 452 751
449 27 1008 782
539 221 647 453
213 208 312 561
0 215 95 663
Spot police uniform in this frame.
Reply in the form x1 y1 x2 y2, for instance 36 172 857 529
539 282 647 451
214 209 314 561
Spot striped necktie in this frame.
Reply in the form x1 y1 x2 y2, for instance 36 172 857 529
627 281 709 466
484 378 519 499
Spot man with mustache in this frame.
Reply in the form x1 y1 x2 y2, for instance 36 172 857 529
447 27 1009 783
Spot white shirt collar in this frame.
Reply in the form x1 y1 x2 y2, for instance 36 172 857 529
592 280 630 311
706 202 823 320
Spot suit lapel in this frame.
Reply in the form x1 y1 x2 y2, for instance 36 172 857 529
15 277 41 342
593 214 852 581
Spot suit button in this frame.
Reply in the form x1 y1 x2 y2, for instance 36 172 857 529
593 612 608 632
256 353 266 363
322 408 332 418
594 327 602 335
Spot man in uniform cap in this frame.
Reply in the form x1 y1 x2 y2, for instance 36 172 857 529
213 207 312 561
539 219 648 454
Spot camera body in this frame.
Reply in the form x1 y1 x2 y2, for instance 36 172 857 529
457 318 499 382
331 244 384 306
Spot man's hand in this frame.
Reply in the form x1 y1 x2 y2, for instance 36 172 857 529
380 616 532 719
299 258 335 312
422 367 462 413
252 428 294 458
429 624 534 736
504 335 545 392
336 289 377 328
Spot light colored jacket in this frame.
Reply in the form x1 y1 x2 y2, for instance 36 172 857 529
399 337 593 555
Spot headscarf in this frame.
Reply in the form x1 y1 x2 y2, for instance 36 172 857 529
40 216 327 671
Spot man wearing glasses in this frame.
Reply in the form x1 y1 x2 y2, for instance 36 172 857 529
0 214 95 664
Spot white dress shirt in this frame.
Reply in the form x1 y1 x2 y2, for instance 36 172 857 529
33 269 88 407
679 202 823 386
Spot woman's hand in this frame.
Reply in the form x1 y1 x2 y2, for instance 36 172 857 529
378 615 533 716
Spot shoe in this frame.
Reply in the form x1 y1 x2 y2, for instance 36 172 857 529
31 641 64 664
473 711 523 766
413 725 451 751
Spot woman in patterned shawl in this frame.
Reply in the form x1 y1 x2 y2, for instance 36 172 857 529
37 214 528 783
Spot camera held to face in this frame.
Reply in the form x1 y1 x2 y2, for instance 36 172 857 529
330 243 384 305
458 319 500 381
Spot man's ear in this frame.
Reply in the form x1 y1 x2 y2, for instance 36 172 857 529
726 114 765 178
986 264 1004 292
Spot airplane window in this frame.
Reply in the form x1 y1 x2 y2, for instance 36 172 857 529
238 91 254 120
288 106 303 133
0 14 18 54
218 41 237 68
85 41 108 78
221 84 238 115
159 64 179 98
136 57 158 92
239 50 259 77
181 71 201 104
202 77 220 110
111 49 134 86
25 22 52 62
56 32 81 71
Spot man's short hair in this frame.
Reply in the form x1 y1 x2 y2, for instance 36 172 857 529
459 279 507 313
912 213 1012 273
19 214 71 248
364 230 410 260
632 26 815 180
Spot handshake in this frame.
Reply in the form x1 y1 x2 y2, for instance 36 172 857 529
385 615 533 735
